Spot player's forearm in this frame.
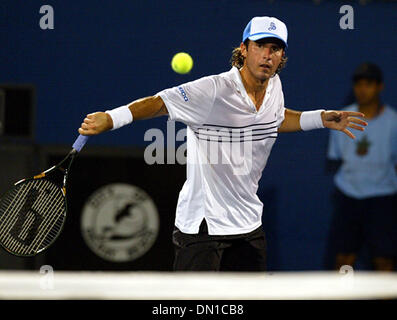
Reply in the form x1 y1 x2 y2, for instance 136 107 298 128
78 96 168 135
278 108 326 133
277 108 302 132
106 95 168 130
126 95 168 121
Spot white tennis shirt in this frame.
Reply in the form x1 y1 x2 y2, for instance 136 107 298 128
157 66 285 235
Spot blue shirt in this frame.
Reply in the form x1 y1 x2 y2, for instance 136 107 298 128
327 104 397 199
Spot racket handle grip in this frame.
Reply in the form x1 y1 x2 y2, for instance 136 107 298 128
72 134 89 152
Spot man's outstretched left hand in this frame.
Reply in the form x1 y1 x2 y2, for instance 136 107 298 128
322 110 368 139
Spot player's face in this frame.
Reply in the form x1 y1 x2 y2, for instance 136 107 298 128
241 39 284 81
353 79 383 105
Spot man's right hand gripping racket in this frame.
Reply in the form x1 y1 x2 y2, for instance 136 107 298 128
0 135 89 257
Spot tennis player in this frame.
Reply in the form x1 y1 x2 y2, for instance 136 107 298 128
78 16 367 271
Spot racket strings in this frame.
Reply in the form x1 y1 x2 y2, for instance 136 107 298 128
28 190 65 254
9 182 62 254
0 180 42 241
6 183 47 245
20 181 64 255
1 182 46 248
0 179 66 255
7 182 64 255
39 215 64 248
1 180 53 253
36 213 65 250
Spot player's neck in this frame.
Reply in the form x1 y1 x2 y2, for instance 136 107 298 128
358 100 384 120
239 66 269 95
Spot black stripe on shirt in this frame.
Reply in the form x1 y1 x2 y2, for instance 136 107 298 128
195 135 277 143
201 120 277 129
194 130 278 139
195 125 278 135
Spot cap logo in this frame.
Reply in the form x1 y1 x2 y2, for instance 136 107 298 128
268 22 276 31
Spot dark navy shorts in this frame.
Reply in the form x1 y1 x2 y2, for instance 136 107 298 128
329 187 397 258
172 219 267 271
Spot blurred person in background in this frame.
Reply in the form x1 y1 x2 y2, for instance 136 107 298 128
326 62 397 271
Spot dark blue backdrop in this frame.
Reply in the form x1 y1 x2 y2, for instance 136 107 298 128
1 0 396 270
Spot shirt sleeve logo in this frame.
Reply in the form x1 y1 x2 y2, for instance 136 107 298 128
178 86 189 102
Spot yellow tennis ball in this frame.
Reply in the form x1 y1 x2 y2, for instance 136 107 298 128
171 52 193 74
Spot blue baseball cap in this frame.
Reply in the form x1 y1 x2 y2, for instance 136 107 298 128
243 16 288 48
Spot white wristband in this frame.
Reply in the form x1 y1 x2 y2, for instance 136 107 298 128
105 105 133 130
300 109 325 131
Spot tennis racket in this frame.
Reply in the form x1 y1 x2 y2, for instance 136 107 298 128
0 134 89 257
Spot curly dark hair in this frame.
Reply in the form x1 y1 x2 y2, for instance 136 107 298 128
230 39 288 76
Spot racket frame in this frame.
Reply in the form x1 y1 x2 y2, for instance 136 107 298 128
0 149 78 257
